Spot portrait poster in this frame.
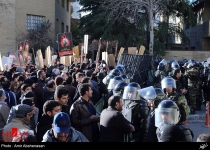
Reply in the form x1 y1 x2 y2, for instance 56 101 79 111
18 42 24 51
22 41 30 64
8 51 20 67
57 32 73 57
37 50 44 69
17 50 26 68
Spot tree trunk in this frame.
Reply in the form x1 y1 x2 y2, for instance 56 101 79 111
148 0 154 56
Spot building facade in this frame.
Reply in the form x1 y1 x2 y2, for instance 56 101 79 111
0 0 73 56
185 0 210 50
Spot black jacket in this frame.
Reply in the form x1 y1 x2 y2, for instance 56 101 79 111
98 81 108 101
145 110 158 142
42 86 55 106
99 106 131 142
36 114 54 142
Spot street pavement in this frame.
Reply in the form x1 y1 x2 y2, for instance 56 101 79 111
186 105 210 142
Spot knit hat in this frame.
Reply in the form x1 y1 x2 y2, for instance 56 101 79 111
53 112 71 134
160 125 186 142
0 89 5 100
21 98 35 106
15 104 33 118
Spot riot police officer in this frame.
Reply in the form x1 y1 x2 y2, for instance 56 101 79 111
161 76 190 124
155 100 194 142
184 62 200 114
102 74 115 88
113 82 128 97
154 59 168 88
103 76 124 109
138 87 166 142
122 82 150 142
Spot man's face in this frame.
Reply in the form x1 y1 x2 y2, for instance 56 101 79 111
24 111 33 122
76 75 83 83
166 86 173 94
116 99 124 112
87 87 93 98
25 87 32 93
161 112 171 124
128 91 134 99
41 72 46 79
177 71 181 78
53 127 70 142
58 95 68 106
50 106 62 117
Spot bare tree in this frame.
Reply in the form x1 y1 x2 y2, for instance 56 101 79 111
101 0 175 56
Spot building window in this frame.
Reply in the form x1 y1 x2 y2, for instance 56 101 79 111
62 22 64 33
66 25 69 32
66 0 69 12
62 0 65 8
26 14 45 30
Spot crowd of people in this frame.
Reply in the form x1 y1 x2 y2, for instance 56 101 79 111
0 56 209 142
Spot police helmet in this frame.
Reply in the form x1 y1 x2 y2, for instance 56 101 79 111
110 69 121 76
161 76 176 90
102 74 115 86
107 76 124 90
157 63 165 71
122 82 141 100
171 61 180 70
113 82 128 96
137 86 157 101
154 88 167 107
155 100 180 128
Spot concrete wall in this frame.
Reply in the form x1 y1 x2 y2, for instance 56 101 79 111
0 0 72 56
162 50 210 62
0 0 16 56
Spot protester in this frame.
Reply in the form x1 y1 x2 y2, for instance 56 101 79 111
99 95 135 142
3 104 34 142
42 112 89 142
70 83 100 142
36 100 61 142
0 89 10 142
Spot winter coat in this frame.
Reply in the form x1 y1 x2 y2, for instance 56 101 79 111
3 118 31 142
0 101 10 141
99 106 131 142
42 127 89 142
36 114 53 142
70 97 99 142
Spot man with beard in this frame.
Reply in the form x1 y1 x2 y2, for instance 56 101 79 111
2 104 34 142
36 100 61 142
99 95 135 142
70 83 100 142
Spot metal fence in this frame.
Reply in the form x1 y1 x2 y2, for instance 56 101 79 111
118 54 154 88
